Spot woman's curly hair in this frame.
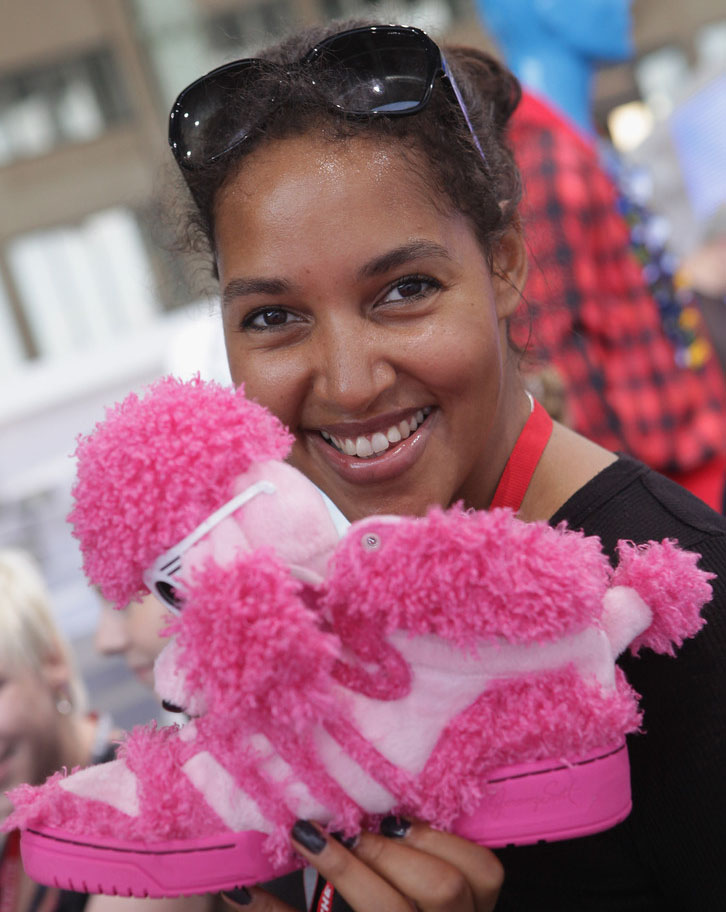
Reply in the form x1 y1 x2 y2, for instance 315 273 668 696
176 19 523 271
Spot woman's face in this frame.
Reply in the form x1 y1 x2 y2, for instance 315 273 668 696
0 660 65 822
94 595 172 689
217 135 525 521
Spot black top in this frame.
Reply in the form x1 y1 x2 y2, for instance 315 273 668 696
494 454 726 911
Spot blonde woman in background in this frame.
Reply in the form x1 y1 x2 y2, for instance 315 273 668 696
0 549 210 912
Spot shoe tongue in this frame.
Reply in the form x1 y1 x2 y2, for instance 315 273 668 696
313 485 351 537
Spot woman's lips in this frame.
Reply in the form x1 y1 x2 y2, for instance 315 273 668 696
320 407 432 458
307 409 436 484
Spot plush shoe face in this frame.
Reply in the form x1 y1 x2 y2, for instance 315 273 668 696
175 460 348 594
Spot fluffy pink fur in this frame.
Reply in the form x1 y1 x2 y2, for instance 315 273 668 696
322 506 613 646
612 539 712 655
6 376 714 865
68 376 292 607
3 771 150 838
418 665 642 826
170 550 340 731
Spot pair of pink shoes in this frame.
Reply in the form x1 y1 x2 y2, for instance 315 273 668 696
3 378 711 898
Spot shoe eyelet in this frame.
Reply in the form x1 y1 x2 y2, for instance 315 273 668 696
361 532 381 551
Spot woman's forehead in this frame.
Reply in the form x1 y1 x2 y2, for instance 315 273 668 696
213 134 461 262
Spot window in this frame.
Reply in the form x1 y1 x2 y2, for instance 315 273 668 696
320 0 468 33
6 208 158 360
696 20 726 71
0 49 130 166
0 276 24 376
129 0 293 113
634 46 690 119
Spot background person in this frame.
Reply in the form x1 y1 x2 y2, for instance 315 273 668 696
0 549 213 912
0 548 116 912
477 0 726 512
94 592 173 692
166 18 726 911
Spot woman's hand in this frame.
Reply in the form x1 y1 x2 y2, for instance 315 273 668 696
222 816 504 911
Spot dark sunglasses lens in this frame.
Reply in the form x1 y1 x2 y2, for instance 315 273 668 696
171 63 272 168
155 580 183 610
316 32 435 114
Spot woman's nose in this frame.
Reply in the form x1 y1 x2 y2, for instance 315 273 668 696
313 323 396 413
94 603 129 656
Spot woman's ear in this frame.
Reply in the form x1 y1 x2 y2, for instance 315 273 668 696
40 647 71 692
492 228 528 320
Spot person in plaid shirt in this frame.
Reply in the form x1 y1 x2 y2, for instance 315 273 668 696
508 90 726 509
481 0 726 512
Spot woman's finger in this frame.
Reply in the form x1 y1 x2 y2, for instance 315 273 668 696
352 817 503 912
290 820 413 912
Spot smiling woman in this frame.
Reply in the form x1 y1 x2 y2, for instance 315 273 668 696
215 133 526 522
160 17 726 912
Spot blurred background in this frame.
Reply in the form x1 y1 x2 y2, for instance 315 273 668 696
1 0 725 728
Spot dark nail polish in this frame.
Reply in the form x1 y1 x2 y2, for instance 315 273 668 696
331 830 359 849
291 819 327 854
380 815 411 839
222 886 253 905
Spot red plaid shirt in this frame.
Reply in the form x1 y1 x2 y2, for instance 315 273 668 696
509 91 726 479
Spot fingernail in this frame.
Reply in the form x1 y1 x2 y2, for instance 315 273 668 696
291 819 327 854
222 887 253 905
331 830 359 849
380 815 411 839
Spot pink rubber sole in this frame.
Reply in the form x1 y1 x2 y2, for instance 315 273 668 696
454 740 631 846
21 741 630 897
20 827 300 897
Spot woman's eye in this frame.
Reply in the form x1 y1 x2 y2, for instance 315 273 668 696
381 276 440 305
241 307 297 331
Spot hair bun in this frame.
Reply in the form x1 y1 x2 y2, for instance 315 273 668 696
446 45 522 132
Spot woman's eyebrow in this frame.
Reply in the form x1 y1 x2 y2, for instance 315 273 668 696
357 240 453 280
221 276 292 307
221 241 451 306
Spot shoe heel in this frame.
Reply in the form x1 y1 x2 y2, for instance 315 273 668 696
453 740 631 847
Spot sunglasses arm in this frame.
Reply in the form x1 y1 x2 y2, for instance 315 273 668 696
142 481 277 608
440 56 487 165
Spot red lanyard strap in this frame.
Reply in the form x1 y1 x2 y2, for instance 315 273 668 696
490 397 553 512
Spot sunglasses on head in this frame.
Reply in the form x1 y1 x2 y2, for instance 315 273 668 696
168 25 486 172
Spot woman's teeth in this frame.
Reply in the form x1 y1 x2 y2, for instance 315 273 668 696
321 408 431 459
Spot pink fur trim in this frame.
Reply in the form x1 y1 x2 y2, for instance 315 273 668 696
67 376 292 607
323 506 613 646
171 550 340 728
612 539 712 655
3 771 146 837
118 724 226 840
419 665 642 827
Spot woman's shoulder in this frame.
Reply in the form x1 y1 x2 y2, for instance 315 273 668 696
551 452 726 557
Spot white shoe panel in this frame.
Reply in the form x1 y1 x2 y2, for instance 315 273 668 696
182 751 271 833
58 759 140 817
313 727 395 813
345 628 617 774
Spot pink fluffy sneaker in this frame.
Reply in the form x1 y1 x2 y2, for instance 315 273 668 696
3 377 712 898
